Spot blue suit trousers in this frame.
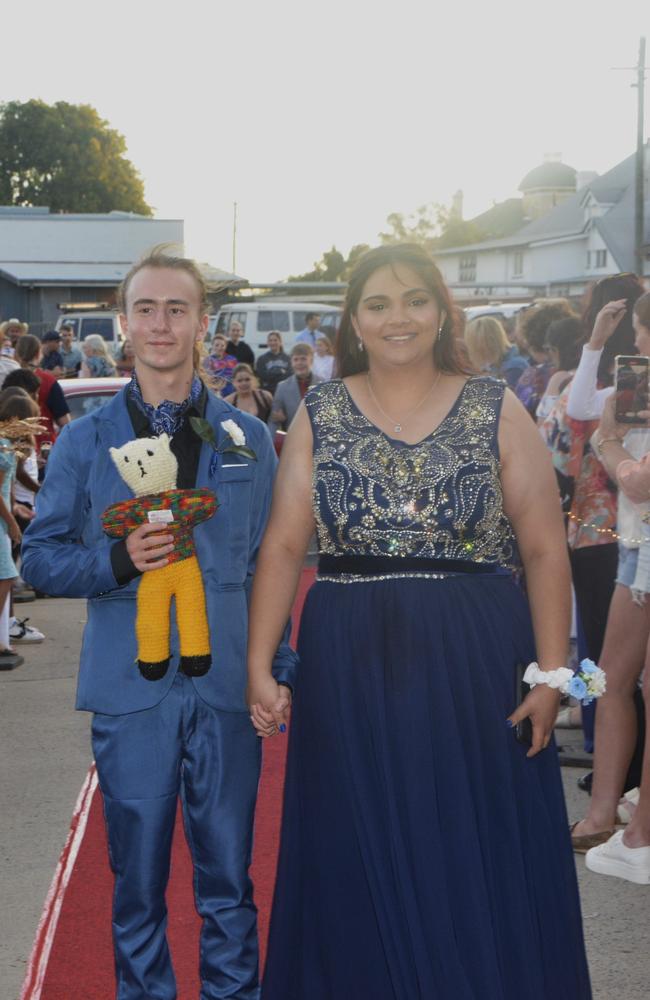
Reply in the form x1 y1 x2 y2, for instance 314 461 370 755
91 673 262 1000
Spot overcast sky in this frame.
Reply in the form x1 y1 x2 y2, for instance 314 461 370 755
2 0 648 279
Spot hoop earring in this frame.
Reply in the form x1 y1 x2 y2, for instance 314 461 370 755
357 338 365 352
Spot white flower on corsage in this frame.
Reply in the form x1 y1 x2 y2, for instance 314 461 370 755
190 416 257 476
220 419 246 447
523 658 607 706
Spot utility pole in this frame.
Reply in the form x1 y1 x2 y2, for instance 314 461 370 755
232 201 238 275
634 37 646 278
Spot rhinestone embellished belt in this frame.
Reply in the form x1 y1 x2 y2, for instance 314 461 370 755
317 554 508 583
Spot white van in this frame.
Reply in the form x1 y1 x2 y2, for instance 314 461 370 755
209 301 341 359
55 311 123 352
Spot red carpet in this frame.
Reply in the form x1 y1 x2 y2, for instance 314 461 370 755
27 568 315 1000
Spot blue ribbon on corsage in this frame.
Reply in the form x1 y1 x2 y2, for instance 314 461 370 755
190 416 257 477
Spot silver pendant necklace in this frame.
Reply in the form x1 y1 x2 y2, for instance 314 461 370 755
366 370 442 434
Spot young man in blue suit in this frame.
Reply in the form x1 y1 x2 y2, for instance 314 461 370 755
22 250 295 1000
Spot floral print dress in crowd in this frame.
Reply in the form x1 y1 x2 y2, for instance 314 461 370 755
540 382 617 549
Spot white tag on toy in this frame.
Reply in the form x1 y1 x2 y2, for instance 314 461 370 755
148 509 174 524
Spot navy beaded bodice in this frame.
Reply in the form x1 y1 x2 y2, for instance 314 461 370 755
305 377 517 568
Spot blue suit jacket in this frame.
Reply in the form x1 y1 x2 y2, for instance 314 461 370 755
21 387 297 716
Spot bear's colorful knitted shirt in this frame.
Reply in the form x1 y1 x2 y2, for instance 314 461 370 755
102 489 217 565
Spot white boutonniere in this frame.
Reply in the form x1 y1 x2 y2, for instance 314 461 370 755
190 417 257 476
220 419 247 448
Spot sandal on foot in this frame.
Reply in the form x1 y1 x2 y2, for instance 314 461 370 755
570 821 616 854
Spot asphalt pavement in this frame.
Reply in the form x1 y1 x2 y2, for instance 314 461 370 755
1 596 648 1000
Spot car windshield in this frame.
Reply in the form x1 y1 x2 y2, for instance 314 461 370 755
66 391 117 420
79 318 115 341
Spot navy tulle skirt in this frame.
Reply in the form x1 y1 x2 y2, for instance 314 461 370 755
262 573 592 1000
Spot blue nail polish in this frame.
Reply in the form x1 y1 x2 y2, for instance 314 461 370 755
506 720 514 728
279 724 287 733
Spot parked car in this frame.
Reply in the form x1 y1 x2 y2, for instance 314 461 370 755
61 376 129 420
208 302 342 358
464 303 531 324
55 311 123 354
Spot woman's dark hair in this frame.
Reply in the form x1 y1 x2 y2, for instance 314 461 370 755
520 300 574 354
231 363 256 380
545 317 584 372
582 273 646 385
336 243 468 377
2 368 40 396
0 389 39 420
633 291 650 330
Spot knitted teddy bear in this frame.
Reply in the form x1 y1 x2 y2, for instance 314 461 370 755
102 434 217 681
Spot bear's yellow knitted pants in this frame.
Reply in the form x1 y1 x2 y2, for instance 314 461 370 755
136 555 210 664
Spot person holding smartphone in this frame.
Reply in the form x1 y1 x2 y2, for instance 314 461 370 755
548 275 645 810
569 291 650 883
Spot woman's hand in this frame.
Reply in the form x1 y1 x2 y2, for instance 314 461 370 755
507 685 561 758
598 392 630 441
588 299 627 350
126 523 175 572
247 675 292 737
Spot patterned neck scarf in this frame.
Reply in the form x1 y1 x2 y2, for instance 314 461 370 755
128 374 203 437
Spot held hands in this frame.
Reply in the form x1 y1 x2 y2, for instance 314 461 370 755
589 299 627 350
507 686 561 758
248 675 292 738
126 522 175 572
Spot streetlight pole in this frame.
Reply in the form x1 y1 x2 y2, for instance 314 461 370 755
232 201 238 275
634 37 646 279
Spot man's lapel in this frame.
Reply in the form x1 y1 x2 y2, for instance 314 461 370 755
196 390 233 487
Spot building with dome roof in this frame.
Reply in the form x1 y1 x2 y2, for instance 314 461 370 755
519 158 577 221
435 147 650 304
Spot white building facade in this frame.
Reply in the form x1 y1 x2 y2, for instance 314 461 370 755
436 147 650 304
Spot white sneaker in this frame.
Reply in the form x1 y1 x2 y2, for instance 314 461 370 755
585 829 650 884
9 617 45 643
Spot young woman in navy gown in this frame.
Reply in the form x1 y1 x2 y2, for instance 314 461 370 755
247 244 592 999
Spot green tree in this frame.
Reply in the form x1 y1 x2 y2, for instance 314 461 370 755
288 245 347 282
379 204 447 245
379 203 490 250
0 100 151 214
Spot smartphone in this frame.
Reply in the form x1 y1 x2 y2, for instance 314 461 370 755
514 662 533 747
615 355 650 425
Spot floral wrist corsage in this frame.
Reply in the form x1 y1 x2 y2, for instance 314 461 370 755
523 658 606 706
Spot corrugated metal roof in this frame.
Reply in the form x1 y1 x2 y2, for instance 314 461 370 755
0 261 246 286
0 262 130 284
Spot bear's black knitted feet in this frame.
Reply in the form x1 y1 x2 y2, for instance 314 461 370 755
180 654 211 677
138 657 170 681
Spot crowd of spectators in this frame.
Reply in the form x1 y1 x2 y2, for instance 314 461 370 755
464 283 650 883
